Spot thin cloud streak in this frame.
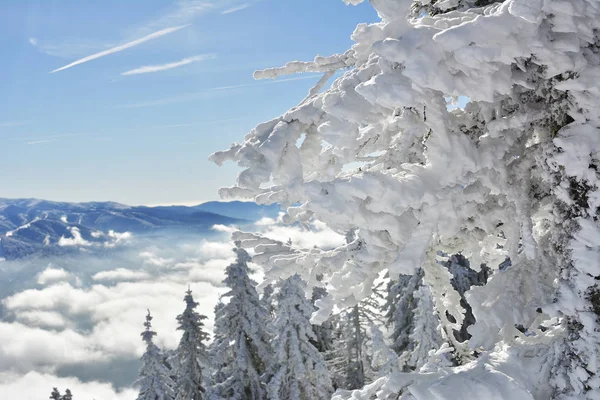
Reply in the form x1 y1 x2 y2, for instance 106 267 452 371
27 140 55 145
221 3 251 14
0 121 29 128
121 54 215 76
119 75 321 108
50 25 190 73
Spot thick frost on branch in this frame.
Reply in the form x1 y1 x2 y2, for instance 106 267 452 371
213 0 600 397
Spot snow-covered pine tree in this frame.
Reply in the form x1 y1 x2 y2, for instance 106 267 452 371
310 286 337 354
368 323 399 379
261 283 276 317
266 275 333 400
213 0 600 397
328 286 384 390
384 272 419 357
384 269 443 371
136 310 175 400
172 288 209 400
210 243 272 400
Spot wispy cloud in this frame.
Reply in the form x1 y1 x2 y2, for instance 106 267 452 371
27 140 55 145
28 38 38 46
135 1 215 35
50 25 190 73
118 75 321 108
221 3 251 14
0 121 29 128
121 54 215 76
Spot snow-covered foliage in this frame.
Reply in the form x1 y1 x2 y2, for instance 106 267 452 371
209 244 272 400
212 0 600 398
266 275 333 400
173 290 209 400
136 311 176 400
385 270 443 371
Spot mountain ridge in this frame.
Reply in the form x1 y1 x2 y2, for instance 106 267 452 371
0 198 280 260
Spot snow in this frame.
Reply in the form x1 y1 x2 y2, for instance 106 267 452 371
209 0 600 397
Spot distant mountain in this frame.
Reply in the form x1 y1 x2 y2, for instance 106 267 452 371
0 198 279 260
194 201 281 221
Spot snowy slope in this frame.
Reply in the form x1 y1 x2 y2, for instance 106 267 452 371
0 198 272 260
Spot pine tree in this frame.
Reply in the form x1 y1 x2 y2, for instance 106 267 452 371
368 324 399 378
310 286 336 354
173 288 209 400
266 275 333 400
328 288 383 390
261 283 276 317
384 272 420 357
62 389 73 400
136 310 175 400
50 388 61 400
210 243 272 400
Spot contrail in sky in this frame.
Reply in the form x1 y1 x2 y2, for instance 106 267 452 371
50 25 190 73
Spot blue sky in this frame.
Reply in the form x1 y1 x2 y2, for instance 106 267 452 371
0 0 377 205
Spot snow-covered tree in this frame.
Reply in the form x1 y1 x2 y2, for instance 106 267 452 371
384 272 419 357
61 389 73 400
384 269 443 371
213 0 600 398
367 324 399 378
261 282 276 317
136 310 175 400
172 289 209 400
266 275 333 400
210 243 272 400
327 288 383 390
310 286 337 354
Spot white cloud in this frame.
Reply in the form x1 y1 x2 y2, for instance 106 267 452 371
105 230 133 248
28 37 38 46
50 25 190 73
37 266 73 285
0 371 136 400
121 54 215 76
2 280 224 367
92 268 150 283
212 224 238 234
58 227 90 247
198 240 236 259
0 217 343 390
16 310 69 330
221 3 251 14
254 217 278 226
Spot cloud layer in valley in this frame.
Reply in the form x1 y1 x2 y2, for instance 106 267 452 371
0 215 344 397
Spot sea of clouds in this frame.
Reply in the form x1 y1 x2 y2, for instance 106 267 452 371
0 215 344 399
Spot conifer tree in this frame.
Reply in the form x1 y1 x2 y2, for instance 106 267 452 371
261 283 276 317
311 286 336 354
136 310 175 400
210 243 272 400
368 324 399 378
173 288 209 400
328 288 382 390
62 389 73 400
266 275 333 400
50 388 61 400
